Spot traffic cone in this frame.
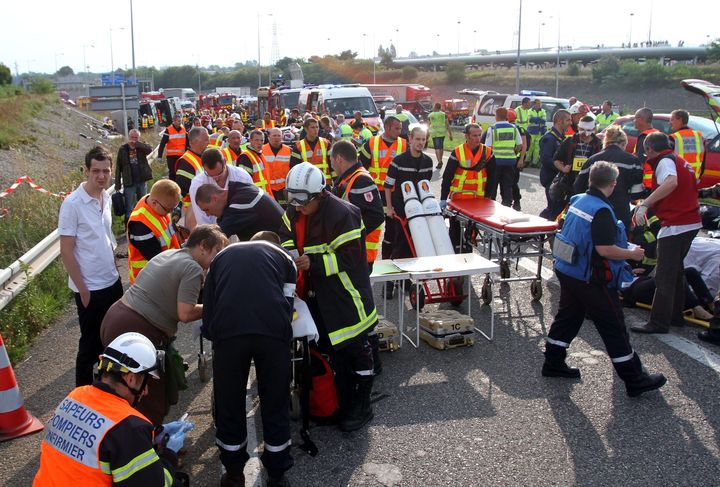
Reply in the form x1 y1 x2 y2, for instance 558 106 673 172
0 334 43 441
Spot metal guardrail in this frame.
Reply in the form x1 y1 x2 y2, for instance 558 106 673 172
0 139 160 313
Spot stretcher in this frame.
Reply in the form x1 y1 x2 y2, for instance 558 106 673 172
445 198 558 303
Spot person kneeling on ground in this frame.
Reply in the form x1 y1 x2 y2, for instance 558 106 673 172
543 161 667 397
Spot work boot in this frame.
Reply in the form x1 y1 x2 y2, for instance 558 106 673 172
630 322 669 334
625 372 667 397
340 376 374 432
221 471 245 487
541 359 581 379
512 202 521 211
266 473 290 487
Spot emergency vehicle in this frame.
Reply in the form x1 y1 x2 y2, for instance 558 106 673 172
299 85 381 133
460 89 570 131
256 85 302 125
360 84 433 120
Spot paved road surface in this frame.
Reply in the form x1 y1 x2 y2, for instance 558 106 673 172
2 154 719 486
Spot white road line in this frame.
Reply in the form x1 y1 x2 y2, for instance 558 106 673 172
244 382 262 486
519 171 540 180
517 257 720 375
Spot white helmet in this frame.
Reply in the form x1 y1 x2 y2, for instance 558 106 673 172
285 162 325 206
100 332 162 379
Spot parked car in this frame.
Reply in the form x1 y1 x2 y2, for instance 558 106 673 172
459 90 570 131
602 113 720 189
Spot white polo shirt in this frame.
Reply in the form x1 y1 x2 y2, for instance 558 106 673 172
58 183 119 292
189 163 253 226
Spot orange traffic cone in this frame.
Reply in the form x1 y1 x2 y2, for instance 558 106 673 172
0 334 43 441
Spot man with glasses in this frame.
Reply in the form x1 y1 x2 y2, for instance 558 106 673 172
279 162 378 432
187 148 253 230
127 179 182 283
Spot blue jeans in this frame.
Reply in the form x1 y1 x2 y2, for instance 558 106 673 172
124 181 148 222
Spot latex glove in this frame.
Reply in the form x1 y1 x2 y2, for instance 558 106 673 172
439 200 448 211
632 204 648 227
189 320 203 341
165 431 185 453
155 420 195 446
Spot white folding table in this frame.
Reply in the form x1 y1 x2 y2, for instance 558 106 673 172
369 260 411 346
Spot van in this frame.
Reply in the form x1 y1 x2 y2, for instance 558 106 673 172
299 85 381 133
461 90 570 131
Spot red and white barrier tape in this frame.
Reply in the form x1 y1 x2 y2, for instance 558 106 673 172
0 176 69 219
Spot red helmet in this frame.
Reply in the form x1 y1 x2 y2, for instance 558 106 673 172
201 115 210 123
507 108 517 123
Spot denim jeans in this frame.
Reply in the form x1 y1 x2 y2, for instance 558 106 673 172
123 181 148 222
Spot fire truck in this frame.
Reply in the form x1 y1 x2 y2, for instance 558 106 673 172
256 85 302 125
198 93 235 112
359 84 433 120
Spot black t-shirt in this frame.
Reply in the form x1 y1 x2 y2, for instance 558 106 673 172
588 187 619 282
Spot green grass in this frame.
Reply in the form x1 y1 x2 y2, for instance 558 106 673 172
0 92 54 149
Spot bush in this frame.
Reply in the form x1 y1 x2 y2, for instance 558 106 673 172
402 66 418 81
565 62 581 76
592 55 621 84
446 61 466 84
29 77 54 94
0 63 11 85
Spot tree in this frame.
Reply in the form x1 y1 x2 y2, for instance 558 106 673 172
389 44 397 58
446 61 466 84
30 77 54 94
56 65 74 77
707 38 720 62
0 63 11 85
337 50 357 61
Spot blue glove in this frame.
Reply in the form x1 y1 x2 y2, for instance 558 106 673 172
439 200 448 211
165 431 185 453
156 420 195 445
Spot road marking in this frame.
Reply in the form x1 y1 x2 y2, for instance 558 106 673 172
244 382 262 486
516 257 720 375
519 171 540 180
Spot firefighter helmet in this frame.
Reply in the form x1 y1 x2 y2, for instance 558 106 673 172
286 162 325 206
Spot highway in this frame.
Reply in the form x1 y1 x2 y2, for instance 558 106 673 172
1 155 719 486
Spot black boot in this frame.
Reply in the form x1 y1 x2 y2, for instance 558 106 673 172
367 332 382 376
266 472 290 487
340 375 374 432
698 316 720 346
221 470 245 487
541 359 581 378
625 372 667 397
384 281 394 299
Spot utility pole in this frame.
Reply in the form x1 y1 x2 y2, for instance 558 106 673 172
515 0 522 94
130 0 137 85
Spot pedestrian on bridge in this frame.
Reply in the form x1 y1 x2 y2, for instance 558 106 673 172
544 161 667 397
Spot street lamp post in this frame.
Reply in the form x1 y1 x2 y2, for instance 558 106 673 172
363 33 367 59
457 21 461 55
537 10 543 48
82 44 94 84
436 33 440 53
109 26 124 75
130 0 137 85
395 28 399 57
515 0 523 94
555 16 561 97
473 30 477 53
629 12 634 47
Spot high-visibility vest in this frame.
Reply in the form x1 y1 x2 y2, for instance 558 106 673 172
368 136 406 192
298 138 332 184
140 115 148 129
671 127 704 179
339 123 354 139
337 167 382 263
34 385 157 486
491 124 518 163
166 125 187 157
595 111 619 131
243 149 273 197
127 196 179 283
261 119 276 129
637 128 660 189
450 143 492 200
177 150 203 207
221 146 241 166
263 143 292 195
279 111 287 127
428 110 447 138
515 106 530 131
209 132 225 148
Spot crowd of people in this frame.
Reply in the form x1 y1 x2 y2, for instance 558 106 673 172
34 94 720 486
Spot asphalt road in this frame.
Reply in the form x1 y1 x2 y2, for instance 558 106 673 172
1 153 719 486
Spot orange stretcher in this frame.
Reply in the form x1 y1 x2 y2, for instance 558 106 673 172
445 198 558 303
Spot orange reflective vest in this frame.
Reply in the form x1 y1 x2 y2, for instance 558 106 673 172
34 385 155 486
671 127 704 180
450 143 492 200
261 119 276 129
166 124 187 157
243 149 273 197
298 138 332 184
209 132 225 148
337 167 382 263
127 196 179 283
263 143 292 196
637 128 660 189
176 150 203 207
221 146 241 166
368 136 406 192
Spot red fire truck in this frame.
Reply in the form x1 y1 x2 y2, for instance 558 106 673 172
359 84 433 120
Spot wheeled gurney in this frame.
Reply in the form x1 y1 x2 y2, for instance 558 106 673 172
445 198 558 303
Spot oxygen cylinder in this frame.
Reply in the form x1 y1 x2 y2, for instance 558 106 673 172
417 179 455 255
401 181 436 257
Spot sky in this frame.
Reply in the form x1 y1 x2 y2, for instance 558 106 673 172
1 0 716 75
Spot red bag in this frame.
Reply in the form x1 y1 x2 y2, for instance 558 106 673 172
308 348 339 418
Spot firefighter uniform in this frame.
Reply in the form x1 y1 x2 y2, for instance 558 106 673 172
332 162 384 265
440 142 494 253
671 126 705 180
202 241 296 483
279 192 376 423
127 196 180 284
263 143 292 204
34 382 179 486
290 137 333 185
175 150 203 210
635 127 660 191
158 124 187 181
237 148 273 198
216 182 284 241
